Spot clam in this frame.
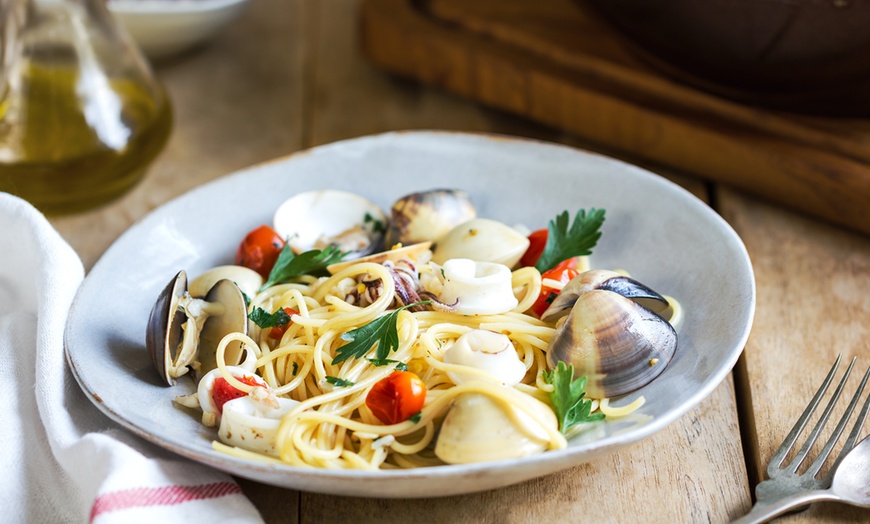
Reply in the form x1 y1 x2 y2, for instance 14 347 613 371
541 269 677 398
189 265 263 298
325 241 432 275
146 270 248 386
434 392 557 464
385 189 476 248
432 218 530 268
272 190 387 259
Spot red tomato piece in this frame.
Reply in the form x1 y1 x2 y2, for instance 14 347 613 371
235 225 285 279
268 307 300 340
531 259 581 317
519 228 548 267
212 375 265 414
365 371 427 425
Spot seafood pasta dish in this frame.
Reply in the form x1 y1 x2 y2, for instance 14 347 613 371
146 189 683 470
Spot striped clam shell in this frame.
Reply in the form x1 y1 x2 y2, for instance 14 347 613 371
543 270 677 398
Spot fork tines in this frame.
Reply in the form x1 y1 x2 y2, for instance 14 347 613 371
768 355 870 481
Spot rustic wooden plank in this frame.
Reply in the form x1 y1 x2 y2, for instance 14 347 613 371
50 0 306 270
719 187 870 523
360 0 870 236
292 1 751 522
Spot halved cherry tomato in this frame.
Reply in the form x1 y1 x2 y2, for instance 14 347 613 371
235 225 285 279
268 307 299 340
365 371 426 425
519 228 548 267
530 258 581 317
212 375 264 414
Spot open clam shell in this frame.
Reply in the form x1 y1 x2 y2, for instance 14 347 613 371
195 279 249 381
189 265 263 298
325 241 432 275
273 190 387 258
146 270 188 385
145 272 249 386
543 269 677 398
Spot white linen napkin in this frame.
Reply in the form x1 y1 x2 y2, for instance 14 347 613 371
0 193 264 523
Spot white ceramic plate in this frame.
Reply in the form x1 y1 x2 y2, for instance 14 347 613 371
64 131 755 497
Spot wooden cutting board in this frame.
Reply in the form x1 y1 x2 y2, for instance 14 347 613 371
360 0 870 236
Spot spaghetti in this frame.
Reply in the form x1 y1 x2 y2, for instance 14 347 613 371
157 195 681 470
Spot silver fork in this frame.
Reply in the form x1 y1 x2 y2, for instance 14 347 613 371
732 355 870 524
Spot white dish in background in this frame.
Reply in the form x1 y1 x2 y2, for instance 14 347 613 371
108 0 249 59
64 131 756 498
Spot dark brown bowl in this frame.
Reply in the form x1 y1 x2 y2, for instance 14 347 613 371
581 0 870 114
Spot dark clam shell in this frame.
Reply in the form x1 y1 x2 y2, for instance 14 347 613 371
145 271 248 386
385 189 476 248
544 270 677 398
145 270 188 386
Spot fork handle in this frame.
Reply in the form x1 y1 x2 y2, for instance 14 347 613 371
731 490 841 524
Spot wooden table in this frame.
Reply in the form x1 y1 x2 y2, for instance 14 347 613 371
51 0 870 522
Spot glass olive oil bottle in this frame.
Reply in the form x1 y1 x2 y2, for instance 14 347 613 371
0 0 172 214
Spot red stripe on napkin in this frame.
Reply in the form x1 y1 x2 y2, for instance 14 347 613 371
89 481 242 521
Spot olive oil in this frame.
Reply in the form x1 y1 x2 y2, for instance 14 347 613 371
0 64 172 214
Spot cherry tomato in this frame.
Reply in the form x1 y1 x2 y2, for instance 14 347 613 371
519 228 548 267
365 371 427 425
235 225 285 279
530 258 581 317
268 307 299 340
212 375 264 414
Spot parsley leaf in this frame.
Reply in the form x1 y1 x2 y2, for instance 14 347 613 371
248 306 292 328
239 287 251 306
409 411 422 424
367 358 409 371
332 301 430 365
535 208 606 273
325 376 355 387
260 244 345 291
364 212 386 234
543 361 604 434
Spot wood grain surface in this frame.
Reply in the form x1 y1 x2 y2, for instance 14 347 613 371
46 0 869 522
361 0 870 237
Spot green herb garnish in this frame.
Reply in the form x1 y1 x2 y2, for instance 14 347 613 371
364 212 386 234
332 301 430 365
367 358 409 371
260 244 345 291
292 362 299 376
248 306 292 328
543 361 604 434
325 376 355 387
535 208 605 273
409 412 422 424
239 287 251 306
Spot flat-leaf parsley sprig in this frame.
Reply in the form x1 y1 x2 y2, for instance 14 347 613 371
260 244 345 291
248 306 293 328
325 376 355 387
332 301 431 365
543 361 605 435
535 208 605 273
